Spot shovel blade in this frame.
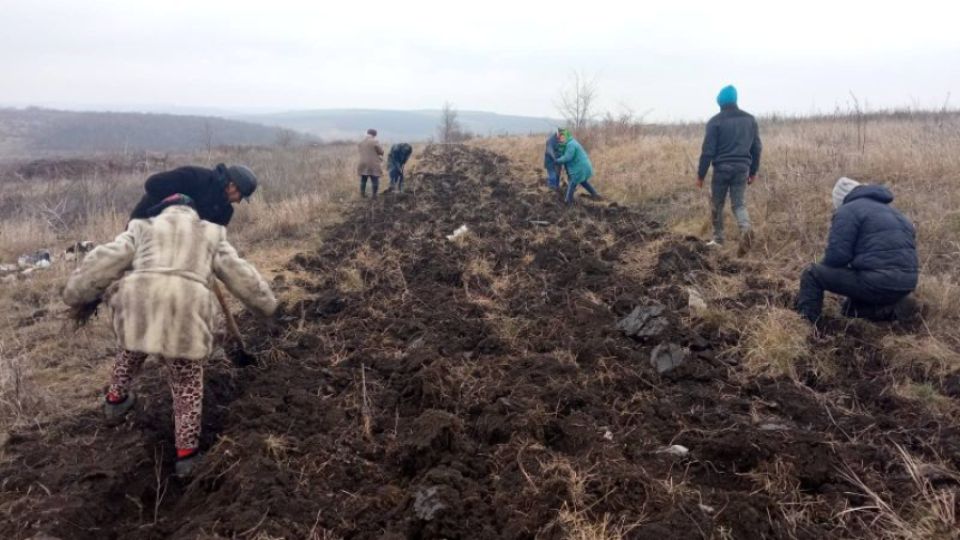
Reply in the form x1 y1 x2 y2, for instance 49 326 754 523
225 339 258 367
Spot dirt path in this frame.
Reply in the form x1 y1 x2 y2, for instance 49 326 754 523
2 145 957 539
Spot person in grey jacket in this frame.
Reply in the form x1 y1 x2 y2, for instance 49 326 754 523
697 85 762 254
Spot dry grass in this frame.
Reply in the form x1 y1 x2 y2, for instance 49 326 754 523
552 506 641 540
739 308 812 379
881 335 960 377
839 443 958 539
893 382 957 415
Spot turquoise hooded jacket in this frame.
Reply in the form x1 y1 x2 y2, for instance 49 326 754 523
555 137 594 184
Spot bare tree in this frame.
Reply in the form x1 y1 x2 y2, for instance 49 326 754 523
437 102 471 143
556 71 598 130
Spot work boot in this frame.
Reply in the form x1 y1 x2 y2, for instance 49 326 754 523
892 295 920 323
737 230 754 257
175 450 202 478
103 391 136 425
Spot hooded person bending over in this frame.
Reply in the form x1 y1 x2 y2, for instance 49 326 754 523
387 142 413 193
63 194 277 477
130 164 259 226
795 177 919 324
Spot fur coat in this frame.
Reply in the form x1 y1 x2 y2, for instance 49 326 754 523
63 205 277 360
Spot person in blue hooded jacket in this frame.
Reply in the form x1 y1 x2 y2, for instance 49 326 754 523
555 129 600 205
697 85 762 255
794 177 919 323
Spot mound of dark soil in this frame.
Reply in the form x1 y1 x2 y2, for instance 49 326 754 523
2 145 957 539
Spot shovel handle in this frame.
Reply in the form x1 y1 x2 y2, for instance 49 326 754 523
212 281 244 347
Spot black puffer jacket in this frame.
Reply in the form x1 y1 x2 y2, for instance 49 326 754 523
130 166 233 226
823 185 918 292
387 143 413 173
697 105 762 179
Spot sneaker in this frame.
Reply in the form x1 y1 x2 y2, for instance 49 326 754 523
175 450 202 478
103 391 136 425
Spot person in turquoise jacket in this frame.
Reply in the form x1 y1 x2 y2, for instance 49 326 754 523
555 129 600 204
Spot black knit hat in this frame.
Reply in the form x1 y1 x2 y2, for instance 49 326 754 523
226 165 258 200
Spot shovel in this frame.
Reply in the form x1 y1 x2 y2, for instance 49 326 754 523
212 281 258 367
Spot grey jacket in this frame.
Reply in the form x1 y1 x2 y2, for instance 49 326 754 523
697 105 762 179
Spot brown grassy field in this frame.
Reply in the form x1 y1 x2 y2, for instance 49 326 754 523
1 113 958 538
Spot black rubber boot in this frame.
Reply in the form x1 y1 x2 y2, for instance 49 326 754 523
103 391 136 425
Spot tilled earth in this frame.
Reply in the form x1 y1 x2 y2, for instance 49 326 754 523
2 145 958 539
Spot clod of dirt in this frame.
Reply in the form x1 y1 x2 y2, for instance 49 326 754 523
398 409 462 475
617 303 669 340
650 342 690 374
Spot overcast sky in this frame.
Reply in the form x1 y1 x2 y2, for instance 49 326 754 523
1 0 958 121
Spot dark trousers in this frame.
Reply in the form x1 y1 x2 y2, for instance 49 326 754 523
710 164 750 243
795 264 909 322
389 169 403 192
360 175 379 197
564 180 599 204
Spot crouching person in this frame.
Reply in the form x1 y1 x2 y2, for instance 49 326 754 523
795 177 919 324
62 194 277 477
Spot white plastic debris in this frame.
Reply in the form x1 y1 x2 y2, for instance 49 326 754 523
657 444 690 456
698 503 716 514
446 224 469 241
687 288 708 313
603 430 614 441
18 249 52 269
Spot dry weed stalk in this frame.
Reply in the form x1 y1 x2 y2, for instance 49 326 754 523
838 443 957 538
360 363 372 440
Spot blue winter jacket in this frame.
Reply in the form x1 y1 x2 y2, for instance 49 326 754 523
555 138 594 184
544 134 560 169
822 185 918 292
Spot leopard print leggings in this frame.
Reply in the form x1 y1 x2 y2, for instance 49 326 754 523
108 349 204 451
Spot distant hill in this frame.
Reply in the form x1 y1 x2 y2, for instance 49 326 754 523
237 109 561 141
0 107 310 159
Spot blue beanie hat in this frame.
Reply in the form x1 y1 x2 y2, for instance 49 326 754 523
716 85 738 107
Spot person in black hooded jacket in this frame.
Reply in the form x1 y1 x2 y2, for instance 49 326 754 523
795 177 919 323
129 164 258 226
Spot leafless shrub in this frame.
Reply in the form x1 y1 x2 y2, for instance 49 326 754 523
556 71 598 131
437 102 472 144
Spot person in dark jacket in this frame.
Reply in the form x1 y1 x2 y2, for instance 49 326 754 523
544 129 561 190
795 177 919 323
129 164 258 226
697 85 762 254
387 143 413 192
